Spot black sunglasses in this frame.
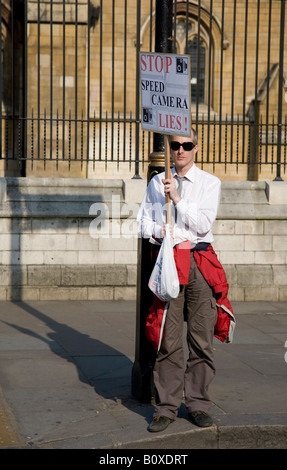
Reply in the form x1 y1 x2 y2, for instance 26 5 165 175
170 141 195 151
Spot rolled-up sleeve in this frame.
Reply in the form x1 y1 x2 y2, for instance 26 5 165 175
137 176 165 239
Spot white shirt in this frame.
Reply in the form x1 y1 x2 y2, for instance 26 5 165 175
137 164 221 246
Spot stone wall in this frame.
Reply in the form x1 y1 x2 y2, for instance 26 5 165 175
213 181 287 301
0 177 286 301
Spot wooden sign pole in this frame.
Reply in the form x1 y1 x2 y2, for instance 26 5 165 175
165 135 171 225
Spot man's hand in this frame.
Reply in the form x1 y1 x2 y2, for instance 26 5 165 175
161 223 174 239
162 177 181 205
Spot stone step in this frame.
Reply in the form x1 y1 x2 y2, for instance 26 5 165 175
1 177 287 221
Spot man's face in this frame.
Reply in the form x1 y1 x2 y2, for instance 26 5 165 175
170 135 198 174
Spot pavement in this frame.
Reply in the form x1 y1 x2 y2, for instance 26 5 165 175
0 299 286 450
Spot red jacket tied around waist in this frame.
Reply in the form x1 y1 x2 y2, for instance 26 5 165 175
145 243 236 352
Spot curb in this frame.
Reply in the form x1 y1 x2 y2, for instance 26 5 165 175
109 424 287 450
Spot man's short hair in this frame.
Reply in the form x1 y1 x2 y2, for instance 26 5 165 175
168 127 198 145
191 128 198 145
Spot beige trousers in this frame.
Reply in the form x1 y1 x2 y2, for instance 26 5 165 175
153 252 217 420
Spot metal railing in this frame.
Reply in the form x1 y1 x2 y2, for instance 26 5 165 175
0 0 286 179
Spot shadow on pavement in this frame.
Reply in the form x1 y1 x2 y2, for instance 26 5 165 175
2 301 153 426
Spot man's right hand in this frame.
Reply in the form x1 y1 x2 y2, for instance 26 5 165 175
161 223 174 239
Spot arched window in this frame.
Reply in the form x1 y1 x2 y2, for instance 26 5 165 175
187 36 206 104
140 4 225 111
172 16 210 107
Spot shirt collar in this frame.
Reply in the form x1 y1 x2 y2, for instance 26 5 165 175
171 163 196 183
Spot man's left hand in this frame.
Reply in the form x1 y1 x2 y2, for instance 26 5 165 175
162 177 181 205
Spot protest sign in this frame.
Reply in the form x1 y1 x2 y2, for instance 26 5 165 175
140 52 191 137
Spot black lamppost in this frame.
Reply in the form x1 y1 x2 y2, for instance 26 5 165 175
132 0 173 402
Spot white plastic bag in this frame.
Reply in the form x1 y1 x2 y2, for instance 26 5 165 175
148 224 180 301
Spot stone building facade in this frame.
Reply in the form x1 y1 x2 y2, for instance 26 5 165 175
1 0 287 180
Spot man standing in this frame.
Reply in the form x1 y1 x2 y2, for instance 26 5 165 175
137 128 222 432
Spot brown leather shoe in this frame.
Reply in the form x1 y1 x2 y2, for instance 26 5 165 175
148 415 172 432
189 410 213 427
